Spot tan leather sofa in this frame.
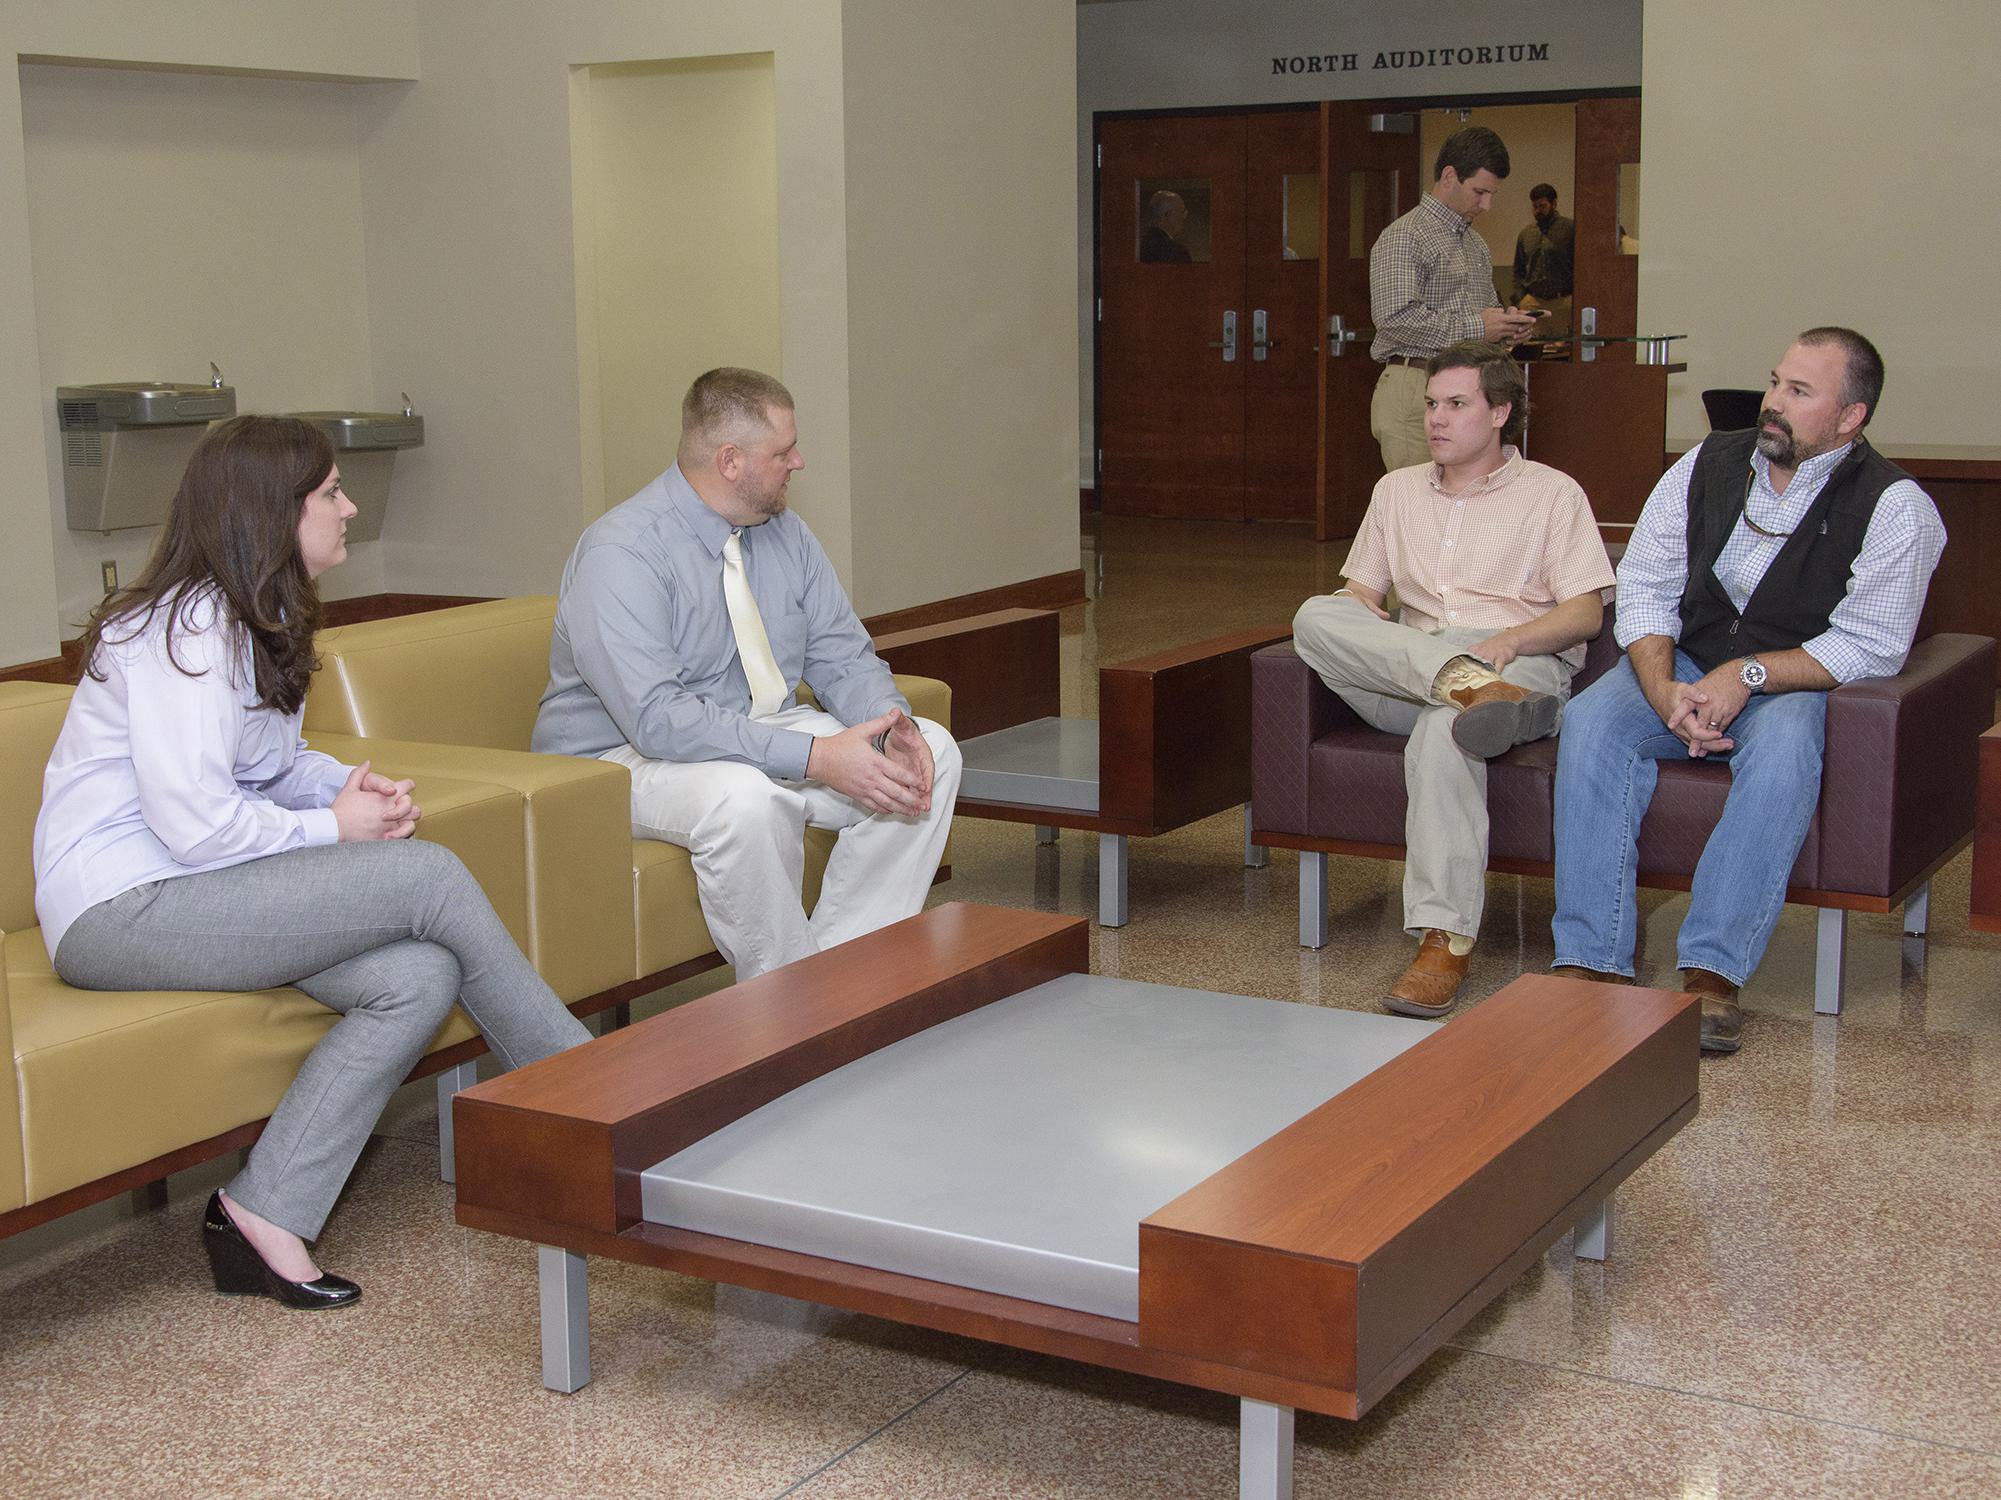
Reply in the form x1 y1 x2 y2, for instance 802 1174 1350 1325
306 597 953 987
0 677 630 1236
2 598 951 1241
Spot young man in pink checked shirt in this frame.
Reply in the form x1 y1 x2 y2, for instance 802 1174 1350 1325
1292 341 1615 1017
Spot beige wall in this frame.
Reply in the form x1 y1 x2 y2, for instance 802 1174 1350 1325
574 55 782 510
19 64 386 631
342 2 860 596
839 0 1079 614
361 0 1073 610
1643 1 1997 451
2 0 1080 664
0 0 416 664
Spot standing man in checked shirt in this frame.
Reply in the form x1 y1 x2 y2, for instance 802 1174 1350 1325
1369 126 1541 473
1550 329 1945 1053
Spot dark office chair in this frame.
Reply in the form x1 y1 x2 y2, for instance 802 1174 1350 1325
1701 388 1764 431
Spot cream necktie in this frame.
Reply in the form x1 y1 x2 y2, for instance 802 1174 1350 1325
722 530 788 719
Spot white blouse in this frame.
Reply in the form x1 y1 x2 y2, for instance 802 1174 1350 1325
33 589 350 957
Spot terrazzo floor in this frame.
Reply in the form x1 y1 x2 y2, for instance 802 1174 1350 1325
5 515 1999 1498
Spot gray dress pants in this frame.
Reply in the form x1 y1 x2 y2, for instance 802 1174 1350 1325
54 839 590 1240
1292 592 1572 938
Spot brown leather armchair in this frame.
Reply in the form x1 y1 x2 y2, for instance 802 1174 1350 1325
1250 629 1995 1014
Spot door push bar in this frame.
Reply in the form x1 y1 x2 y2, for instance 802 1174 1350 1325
1326 313 1366 358
1208 310 1238 362
1210 311 1285 363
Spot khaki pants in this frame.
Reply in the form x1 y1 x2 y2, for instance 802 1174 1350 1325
1369 362 1432 473
1291 592 1572 939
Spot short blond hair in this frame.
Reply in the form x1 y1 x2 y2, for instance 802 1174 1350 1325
679 367 794 465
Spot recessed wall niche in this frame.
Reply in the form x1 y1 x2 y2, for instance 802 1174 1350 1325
570 54 781 511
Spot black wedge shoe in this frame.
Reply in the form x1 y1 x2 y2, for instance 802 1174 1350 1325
201 1191 361 1310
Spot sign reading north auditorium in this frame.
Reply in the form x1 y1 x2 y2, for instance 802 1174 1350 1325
1273 43 1551 76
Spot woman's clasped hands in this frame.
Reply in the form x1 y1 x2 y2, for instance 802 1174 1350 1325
331 760 421 841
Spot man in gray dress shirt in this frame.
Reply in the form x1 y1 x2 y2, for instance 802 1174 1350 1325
534 368 961 979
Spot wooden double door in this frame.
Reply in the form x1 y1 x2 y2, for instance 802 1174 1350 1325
1097 98 1642 540
1096 110 1321 522
1096 105 1420 533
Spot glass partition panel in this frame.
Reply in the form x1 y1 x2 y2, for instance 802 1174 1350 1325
1616 162 1640 256
1282 173 1320 260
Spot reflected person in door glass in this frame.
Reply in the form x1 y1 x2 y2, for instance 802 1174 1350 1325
1138 190 1193 263
1292 342 1614 1021
1511 183 1575 336
1368 126 1540 472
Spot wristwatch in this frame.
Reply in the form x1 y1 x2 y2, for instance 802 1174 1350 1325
1739 656 1768 694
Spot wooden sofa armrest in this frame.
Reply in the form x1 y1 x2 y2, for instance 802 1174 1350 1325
872 609 1059 739
1250 642 1359 839
1098 625 1294 833
1816 632 1997 898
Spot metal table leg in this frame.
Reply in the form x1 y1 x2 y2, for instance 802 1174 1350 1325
1243 805 1269 868
1814 907 1847 1015
1299 851 1328 949
1239 1398 1294 1500
436 1059 480 1183
538 1246 591 1392
1099 832 1130 928
1574 1196 1612 1262
1904 880 1931 938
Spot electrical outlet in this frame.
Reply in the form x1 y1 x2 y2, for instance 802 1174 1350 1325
100 559 118 594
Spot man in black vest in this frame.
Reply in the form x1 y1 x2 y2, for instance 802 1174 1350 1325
1548 328 1945 1052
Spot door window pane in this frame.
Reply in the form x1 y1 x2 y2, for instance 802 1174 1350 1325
1136 178 1211 263
1282 173 1319 261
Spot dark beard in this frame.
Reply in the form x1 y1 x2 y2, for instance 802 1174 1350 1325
1754 411 1803 468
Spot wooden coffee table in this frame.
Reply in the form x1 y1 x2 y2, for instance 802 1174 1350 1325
453 903 1697 1499
953 625 1293 926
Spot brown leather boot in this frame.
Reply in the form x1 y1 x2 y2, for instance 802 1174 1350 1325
1446 679 1562 758
1681 968 1742 1054
1384 930 1471 1018
1550 965 1633 985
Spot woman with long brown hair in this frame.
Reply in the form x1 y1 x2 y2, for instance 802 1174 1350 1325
33 415 588 1309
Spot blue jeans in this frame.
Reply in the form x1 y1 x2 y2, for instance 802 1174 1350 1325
1551 653 1827 985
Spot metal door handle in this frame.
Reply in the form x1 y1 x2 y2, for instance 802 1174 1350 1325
1207 310 1238 362
1326 313 1366 358
1252 309 1275 361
